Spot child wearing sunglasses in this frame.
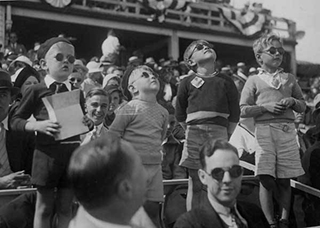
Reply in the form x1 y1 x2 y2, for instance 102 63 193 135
175 39 240 210
109 65 169 227
10 37 93 228
240 33 306 228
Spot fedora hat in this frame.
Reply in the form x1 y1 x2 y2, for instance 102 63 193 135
0 70 19 95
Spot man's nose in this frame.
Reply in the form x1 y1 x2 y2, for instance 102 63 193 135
221 171 232 183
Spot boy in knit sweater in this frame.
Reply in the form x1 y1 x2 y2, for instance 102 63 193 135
175 40 240 210
240 34 306 228
109 65 169 227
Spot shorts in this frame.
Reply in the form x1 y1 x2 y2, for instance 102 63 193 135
32 143 79 188
180 124 228 169
145 164 164 202
255 123 304 178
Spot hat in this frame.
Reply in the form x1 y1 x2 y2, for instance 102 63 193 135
121 66 135 101
10 55 32 68
74 59 88 74
104 84 122 96
86 61 101 74
0 70 19 95
145 57 155 65
102 73 119 88
128 56 142 66
14 65 40 89
237 62 245 67
100 56 113 66
37 37 72 60
249 67 257 73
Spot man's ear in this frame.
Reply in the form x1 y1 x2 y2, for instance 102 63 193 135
39 59 48 71
255 53 262 65
198 169 207 186
117 179 132 200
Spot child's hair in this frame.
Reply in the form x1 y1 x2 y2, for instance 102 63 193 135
86 87 110 104
121 65 157 101
183 40 213 72
253 33 283 65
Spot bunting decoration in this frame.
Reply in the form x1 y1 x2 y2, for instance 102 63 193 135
218 6 267 37
42 0 73 8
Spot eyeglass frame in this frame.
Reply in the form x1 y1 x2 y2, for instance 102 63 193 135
54 53 76 64
263 46 285 56
187 42 214 60
129 70 159 86
69 77 83 83
203 165 243 182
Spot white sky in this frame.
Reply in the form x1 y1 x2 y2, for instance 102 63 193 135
230 0 320 64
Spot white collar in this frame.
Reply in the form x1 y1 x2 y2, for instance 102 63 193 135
81 206 132 228
44 75 71 91
1 116 8 130
258 67 284 76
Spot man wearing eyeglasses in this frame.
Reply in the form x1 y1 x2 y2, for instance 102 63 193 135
174 139 269 228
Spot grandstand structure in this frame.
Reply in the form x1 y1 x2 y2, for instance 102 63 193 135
1 0 298 73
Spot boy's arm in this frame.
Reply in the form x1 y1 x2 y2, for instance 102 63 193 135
175 79 188 124
290 78 306 113
226 77 240 136
161 112 169 142
240 77 265 118
108 106 130 137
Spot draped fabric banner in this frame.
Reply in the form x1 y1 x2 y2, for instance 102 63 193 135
139 0 190 11
41 0 73 8
218 6 267 37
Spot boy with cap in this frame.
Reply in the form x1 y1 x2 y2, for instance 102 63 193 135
240 33 306 228
175 39 240 210
109 65 169 227
11 37 93 228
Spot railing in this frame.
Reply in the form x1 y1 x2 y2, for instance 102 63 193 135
15 0 295 40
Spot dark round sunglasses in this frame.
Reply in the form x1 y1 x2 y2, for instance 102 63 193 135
69 78 82 83
54 53 76 64
264 47 285 55
206 165 243 181
188 43 214 60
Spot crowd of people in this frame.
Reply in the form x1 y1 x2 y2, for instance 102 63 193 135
0 30 318 228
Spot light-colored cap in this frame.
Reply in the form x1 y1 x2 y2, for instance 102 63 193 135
10 55 32 67
249 67 257 73
102 73 119 88
86 61 101 74
237 62 245 67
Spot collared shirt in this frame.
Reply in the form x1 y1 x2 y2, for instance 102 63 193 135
257 68 289 90
208 197 248 228
44 75 72 91
80 123 105 146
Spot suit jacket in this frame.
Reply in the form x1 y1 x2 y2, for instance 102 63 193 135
174 196 269 228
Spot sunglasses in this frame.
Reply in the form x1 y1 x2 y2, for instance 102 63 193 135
206 165 243 181
188 43 214 60
69 78 82 83
54 53 75 64
264 47 285 56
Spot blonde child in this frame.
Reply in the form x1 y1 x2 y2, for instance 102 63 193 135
109 65 169 227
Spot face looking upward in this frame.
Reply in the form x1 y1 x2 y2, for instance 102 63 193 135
86 94 109 126
128 66 160 95
188 42 217 67
42 42 75 81
258 40 284 72
199 149 242 208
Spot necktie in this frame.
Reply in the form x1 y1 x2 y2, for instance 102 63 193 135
50 82 69 94
90 126 99 141
0 124 12 177
230 207 247 228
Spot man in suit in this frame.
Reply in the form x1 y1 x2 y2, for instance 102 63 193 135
0 69 31 189
174 139 269 228
68 133 150 228
4 32 27 56
81 88 109 145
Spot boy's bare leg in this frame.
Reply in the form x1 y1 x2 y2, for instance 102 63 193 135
144 201 161 228
56 188 74 228
276 178 291 222
34 187 55 228
259 175 277 225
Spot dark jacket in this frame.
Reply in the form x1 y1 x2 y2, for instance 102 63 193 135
174 196 269 228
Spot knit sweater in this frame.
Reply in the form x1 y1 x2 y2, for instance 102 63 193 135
240 70 306 123
109 99 169 165
175 72 240 127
